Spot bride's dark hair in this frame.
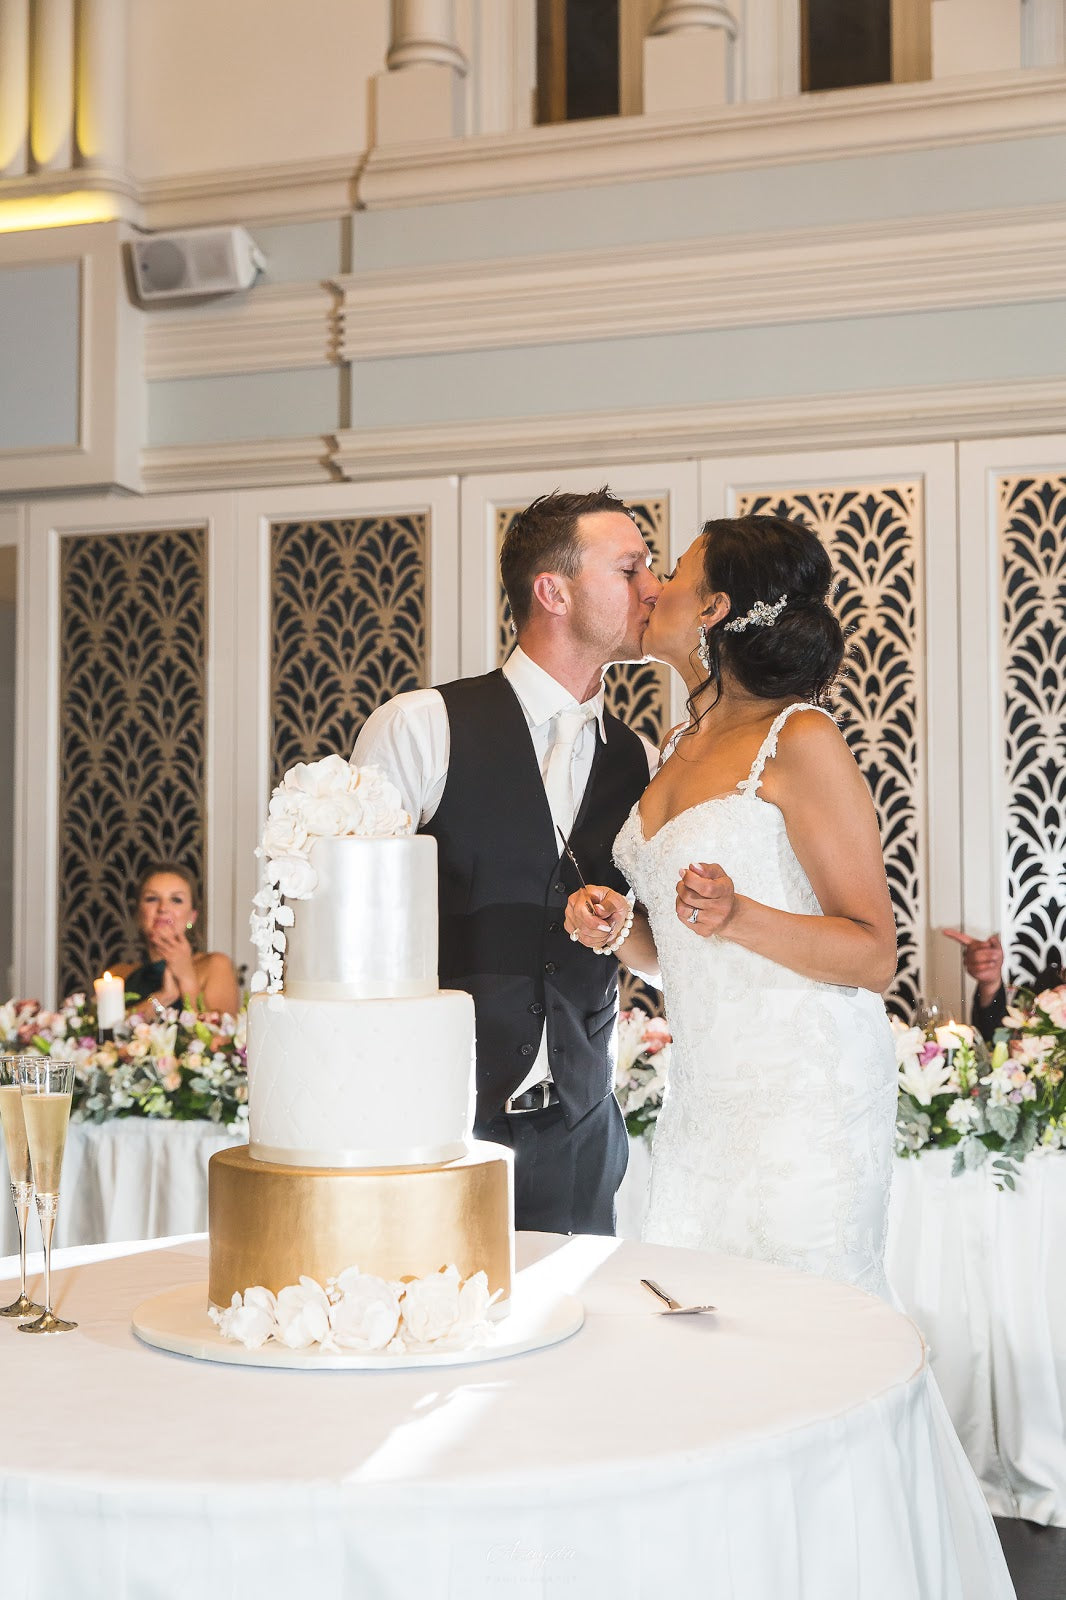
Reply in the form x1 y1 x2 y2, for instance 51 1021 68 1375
692 514 844 717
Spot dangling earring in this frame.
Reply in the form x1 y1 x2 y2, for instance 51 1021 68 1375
697 623 712 674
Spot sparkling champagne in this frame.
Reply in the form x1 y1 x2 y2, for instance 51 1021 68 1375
0 1082 31 1184
21 1091 72 1195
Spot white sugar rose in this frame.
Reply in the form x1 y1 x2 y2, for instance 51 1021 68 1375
261 812 308 857
400 1266 462 1345
274 1277 331 1349
267 854 317 899
283 754 354 799
328 1271 402 1351
301 794 352 838
456 1271 493 1331
210 1286 276 1349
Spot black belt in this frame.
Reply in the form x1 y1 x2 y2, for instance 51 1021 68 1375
504 1082 560 1114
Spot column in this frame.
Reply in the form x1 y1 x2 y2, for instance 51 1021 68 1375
932 0 1022 76
643 0 739 114
75 0 126 170
30 0 75 171
374 0 468 145
0 0 30 176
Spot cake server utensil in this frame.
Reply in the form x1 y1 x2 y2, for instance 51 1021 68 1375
640 1278 717 1316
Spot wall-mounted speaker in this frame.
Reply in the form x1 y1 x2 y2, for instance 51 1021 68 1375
129 226 265 303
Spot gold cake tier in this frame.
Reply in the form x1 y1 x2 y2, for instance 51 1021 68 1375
208 1142 514 1309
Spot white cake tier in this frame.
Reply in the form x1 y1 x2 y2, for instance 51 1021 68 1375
284 835 438 1001
247 988 476 1169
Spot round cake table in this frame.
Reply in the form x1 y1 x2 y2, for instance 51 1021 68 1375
0 1233 1013 1600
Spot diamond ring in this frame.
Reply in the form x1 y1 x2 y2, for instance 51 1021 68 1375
688 908 699 924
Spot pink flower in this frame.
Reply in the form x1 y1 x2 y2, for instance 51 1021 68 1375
919 1041 945 1066
1035 987 1066 1029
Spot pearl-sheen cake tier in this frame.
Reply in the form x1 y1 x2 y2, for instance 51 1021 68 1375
206 760 515 1340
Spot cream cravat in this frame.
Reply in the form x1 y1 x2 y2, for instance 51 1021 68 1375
543 706 597 838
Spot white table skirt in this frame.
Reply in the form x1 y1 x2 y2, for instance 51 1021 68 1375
0 1119 247 1255
885 1147 1066 1527
619 1133 1066 1528
0 1233 1012 1600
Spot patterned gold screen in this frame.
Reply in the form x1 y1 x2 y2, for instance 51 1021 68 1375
736 484 923 1020
495 496 671 1016
270 513 428 789
998 473 1066 984
57 528 207 1000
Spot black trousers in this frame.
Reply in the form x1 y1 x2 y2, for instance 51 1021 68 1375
477 1093 629 1236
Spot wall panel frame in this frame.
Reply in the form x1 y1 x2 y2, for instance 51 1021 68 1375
700 444 960 1017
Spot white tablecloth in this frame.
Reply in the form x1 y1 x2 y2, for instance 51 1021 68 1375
0 1232 1012 1600
0 1119 247 1255
619 1133 1066 1528
886 1147 1066 1527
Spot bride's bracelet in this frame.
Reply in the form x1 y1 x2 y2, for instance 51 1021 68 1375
593 905 634 956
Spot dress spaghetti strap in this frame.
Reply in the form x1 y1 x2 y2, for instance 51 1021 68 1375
741 702 837 797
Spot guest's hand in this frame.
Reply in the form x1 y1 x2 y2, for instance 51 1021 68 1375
676 862 735 936
564 886 629 950
943 929 1004 1006
152 924 198 999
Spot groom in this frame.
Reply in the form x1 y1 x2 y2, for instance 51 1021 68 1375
353 488 659 1235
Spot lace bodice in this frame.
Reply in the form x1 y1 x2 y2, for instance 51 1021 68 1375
616 702 897 1299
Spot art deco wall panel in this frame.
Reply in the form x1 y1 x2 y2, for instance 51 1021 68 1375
495 496 671 1016
998 472 1066 984
269 513 428 788
736 483 924 1020
57 528 207 1000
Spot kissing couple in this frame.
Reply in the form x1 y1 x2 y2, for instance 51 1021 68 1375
355 486 898 1299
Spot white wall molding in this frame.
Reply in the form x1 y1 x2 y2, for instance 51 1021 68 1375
0 71 1061 232
140 435 338 494
138 153 363 231
338 200 1066 359
145 282 340 380
138 376 1066 493
358 67 1066 208
329 376 1066 481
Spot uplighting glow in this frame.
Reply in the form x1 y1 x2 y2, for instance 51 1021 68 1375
0 191 120 234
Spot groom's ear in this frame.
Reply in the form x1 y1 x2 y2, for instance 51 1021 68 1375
531 571 569 618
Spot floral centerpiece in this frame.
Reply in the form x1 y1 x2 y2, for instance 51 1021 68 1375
0 993 248 1127
894 986 1066 1187
614 1007 672 1140
250 755 411 993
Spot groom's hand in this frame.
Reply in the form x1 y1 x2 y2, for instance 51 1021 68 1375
564 886 628 949
676 862 735 935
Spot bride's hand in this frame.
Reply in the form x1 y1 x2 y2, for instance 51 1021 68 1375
676 862 735 935
564 886 629 949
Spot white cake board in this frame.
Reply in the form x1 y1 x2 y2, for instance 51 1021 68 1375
132 1279 584 1371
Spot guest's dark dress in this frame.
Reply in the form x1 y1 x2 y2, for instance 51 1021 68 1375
121 959 166 1003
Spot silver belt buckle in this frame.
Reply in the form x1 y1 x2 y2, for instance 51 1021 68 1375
505 1081 552 1114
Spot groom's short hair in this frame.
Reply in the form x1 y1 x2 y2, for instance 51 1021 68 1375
501 486 630 629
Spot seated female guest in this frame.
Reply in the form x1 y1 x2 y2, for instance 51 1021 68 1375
111 864 241 1017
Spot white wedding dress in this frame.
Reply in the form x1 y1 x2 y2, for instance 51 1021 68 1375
614 702 898 1299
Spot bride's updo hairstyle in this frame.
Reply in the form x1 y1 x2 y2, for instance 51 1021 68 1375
697 514 844 710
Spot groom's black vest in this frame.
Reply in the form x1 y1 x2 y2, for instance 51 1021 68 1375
423 671 648 1129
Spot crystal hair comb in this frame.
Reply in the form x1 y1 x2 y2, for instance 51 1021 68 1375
722 593 788 633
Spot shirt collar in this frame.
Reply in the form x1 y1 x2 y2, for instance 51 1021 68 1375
502 646 606 741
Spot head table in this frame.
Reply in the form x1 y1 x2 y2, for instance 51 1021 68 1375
0 1231 1012 1600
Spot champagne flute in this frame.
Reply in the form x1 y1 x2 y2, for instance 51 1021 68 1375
0 1057 44 1319
16 1059 77 1335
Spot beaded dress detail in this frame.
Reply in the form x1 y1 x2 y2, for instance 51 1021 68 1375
614 702 897 1300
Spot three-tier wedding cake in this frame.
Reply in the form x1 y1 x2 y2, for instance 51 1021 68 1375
207 757 514 1328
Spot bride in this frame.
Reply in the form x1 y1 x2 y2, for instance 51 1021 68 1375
564 513 899 1299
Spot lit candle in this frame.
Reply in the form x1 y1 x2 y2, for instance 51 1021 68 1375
94 971 125 1031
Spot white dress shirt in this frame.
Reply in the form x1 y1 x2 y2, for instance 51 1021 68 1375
352 648 657 1097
